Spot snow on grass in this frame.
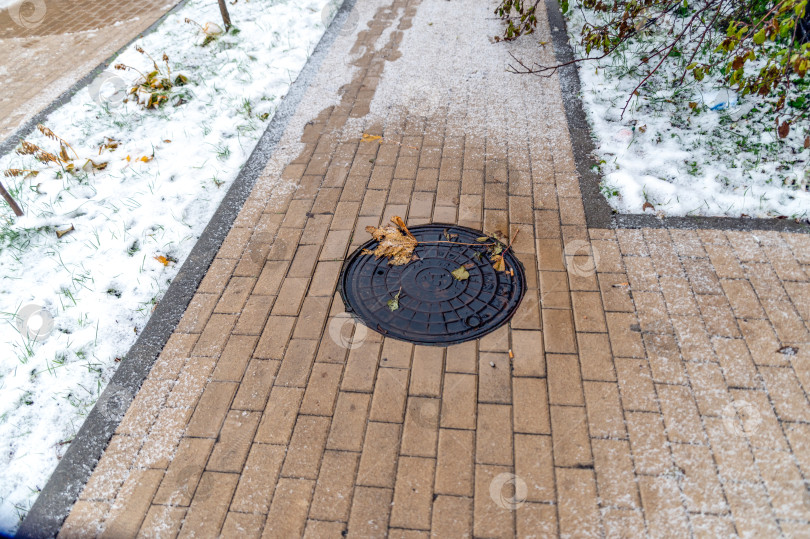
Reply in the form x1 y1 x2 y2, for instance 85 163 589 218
565 2 810 220
0 0 332 530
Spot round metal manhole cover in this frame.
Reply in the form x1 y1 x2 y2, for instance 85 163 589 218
339 223 526 346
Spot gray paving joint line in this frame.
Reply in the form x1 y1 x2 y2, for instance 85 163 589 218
14 0 358 537
544 0 809 234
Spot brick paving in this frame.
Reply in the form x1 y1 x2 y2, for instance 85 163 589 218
0 0 178 140
59 0 810 537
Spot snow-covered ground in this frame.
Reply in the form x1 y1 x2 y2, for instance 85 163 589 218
566 2 810 219
0 0 332 530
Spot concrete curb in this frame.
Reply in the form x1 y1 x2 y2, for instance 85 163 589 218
15 0 358 536
544 0 810 234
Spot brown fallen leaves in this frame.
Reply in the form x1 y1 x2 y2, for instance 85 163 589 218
363 216 418 266
362 216 519 276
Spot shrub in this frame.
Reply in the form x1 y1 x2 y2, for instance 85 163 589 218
497 0 809 134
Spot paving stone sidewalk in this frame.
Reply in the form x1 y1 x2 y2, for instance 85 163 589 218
0 0 179 141
59 0 810 537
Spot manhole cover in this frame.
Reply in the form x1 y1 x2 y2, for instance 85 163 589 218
339 223 526 346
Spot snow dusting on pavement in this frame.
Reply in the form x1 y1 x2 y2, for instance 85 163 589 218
0 0 331 530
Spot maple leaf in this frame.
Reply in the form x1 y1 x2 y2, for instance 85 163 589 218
364 216 418 266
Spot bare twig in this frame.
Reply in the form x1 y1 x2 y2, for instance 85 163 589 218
217 0 232 30
0 181 23 217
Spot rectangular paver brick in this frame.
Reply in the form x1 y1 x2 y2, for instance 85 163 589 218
478 352 511 404
671 443 727 514
281 415 331 479
476 404 513 465
232 359 280 411
625 411 671 475
638 476 690 538
177 472 239 538
262 478 314 539
153 437 214 506
185 382 238 438
592 438 639 509
409 346 444 397
550 405 592 467
440 373 477 430
473 464 515 538
275 339 318 388
300 362 343 416
430 495 472 538
357 421 402 488
230 443 286 514
546 354 584 406
347 486 393 537
401 397 440 458
327 392 371 452
583 381 625 439
515 434 554 502
254 387 303 445
556 468 602 538
434 428 474 497
207 410 261 473
102 469 164 539
310 450 360 520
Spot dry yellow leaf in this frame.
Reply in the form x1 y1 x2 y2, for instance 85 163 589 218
364 216 417 266
361 133 383 143
154 255 170 266
491 254 506 272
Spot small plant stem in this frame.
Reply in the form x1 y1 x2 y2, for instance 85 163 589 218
0 181 23 216
420 240 498 246
501 228 520 257
218 0 232 30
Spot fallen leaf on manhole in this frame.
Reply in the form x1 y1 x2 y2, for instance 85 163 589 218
443 228 458 241
364 216 417 266
55 224 74 239
777 346 799 356
491 254 506 272
387 288 402 311
476 236 490 242
451 266 469 281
